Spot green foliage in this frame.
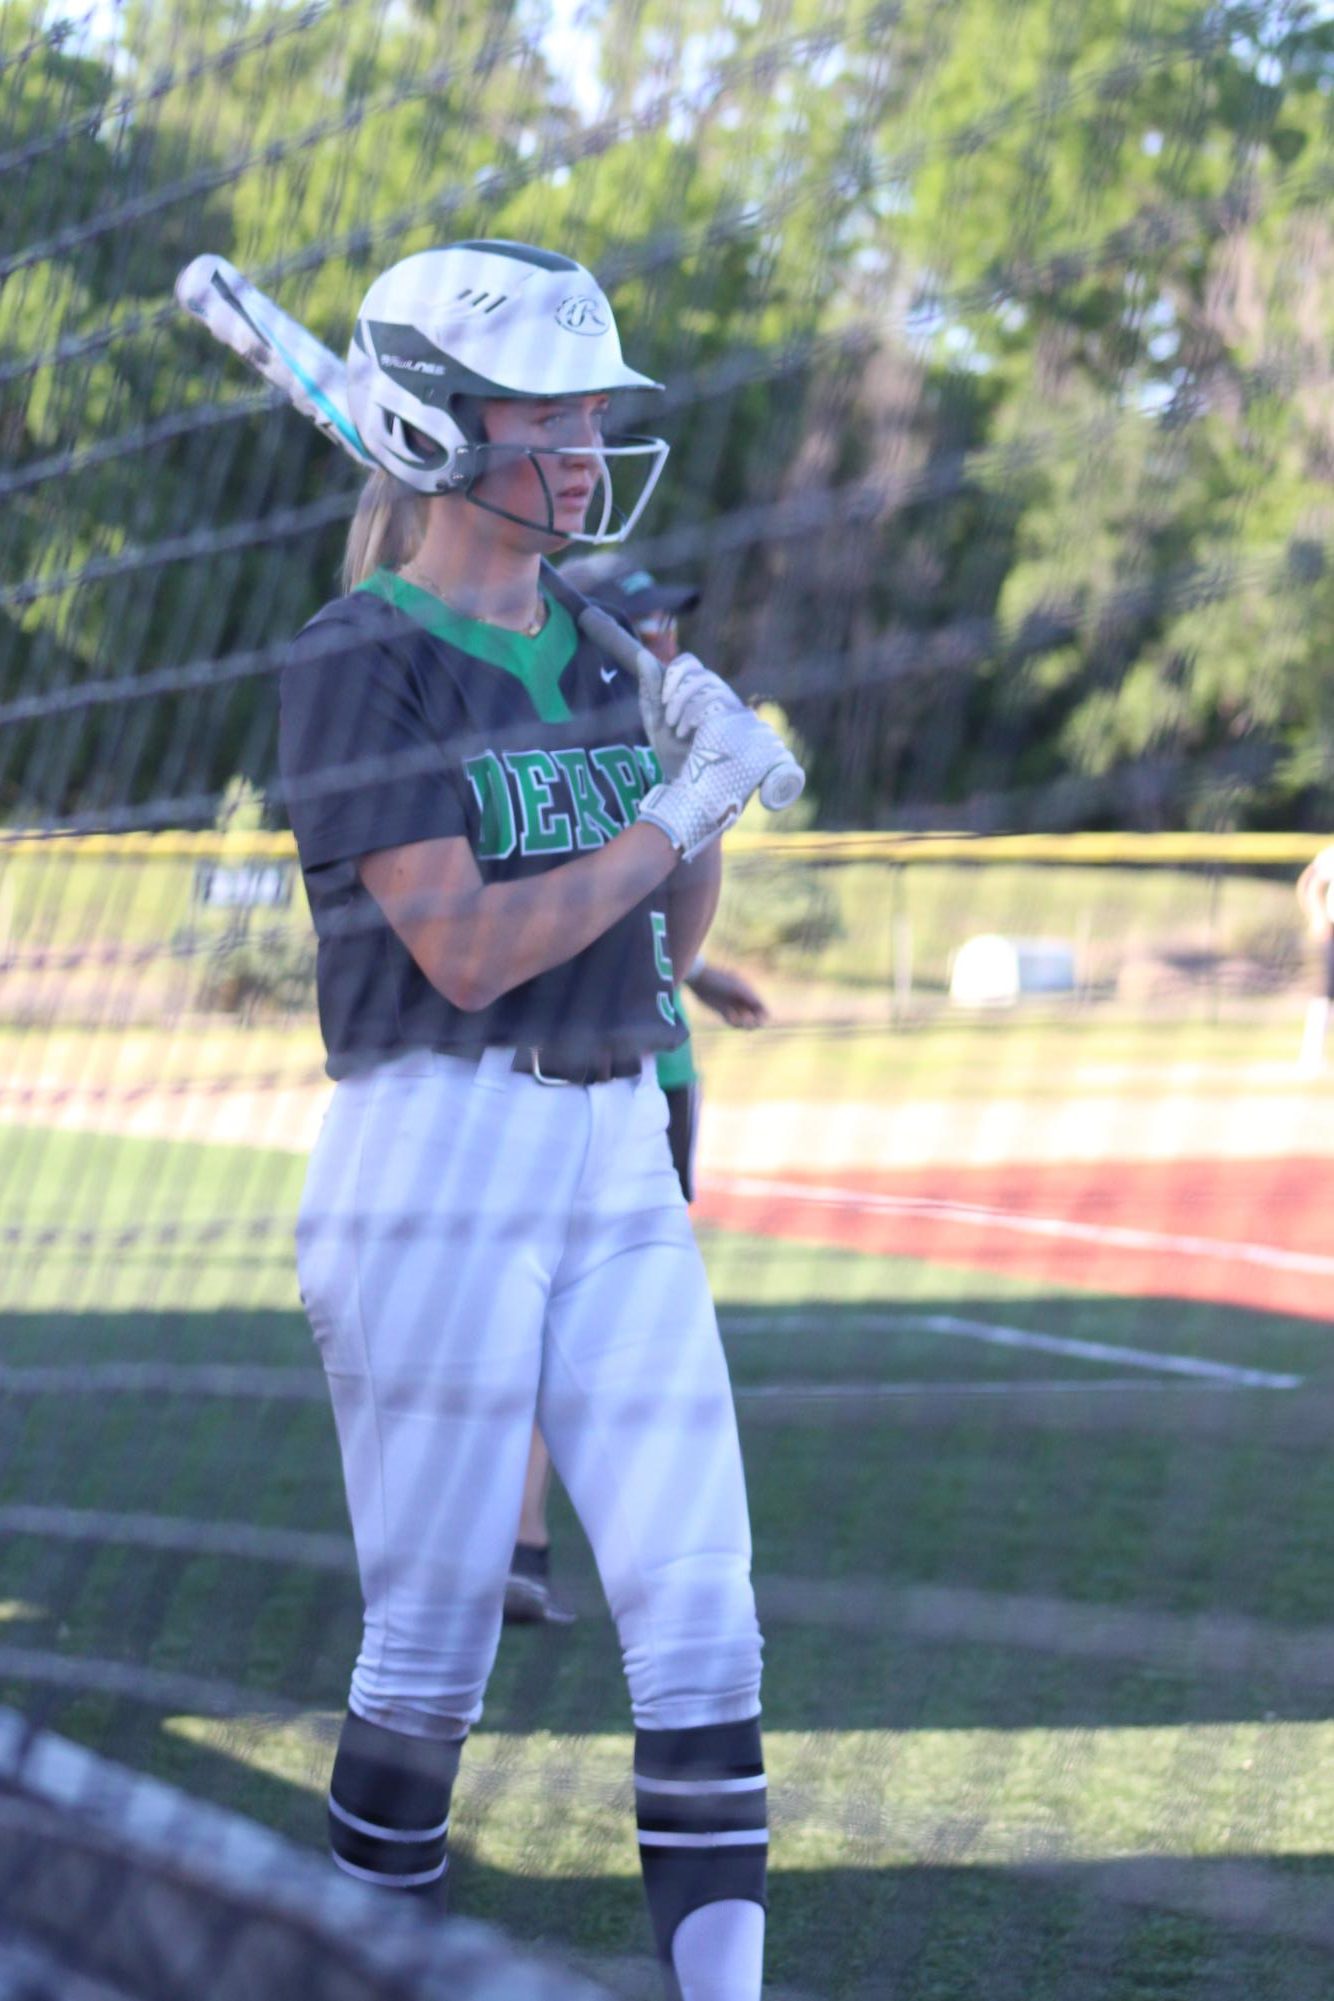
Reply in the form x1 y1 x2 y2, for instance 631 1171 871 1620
213 776 267 833
712 856 843 966
195 925 317 1019
853 0 1334 829
4 0 1334 832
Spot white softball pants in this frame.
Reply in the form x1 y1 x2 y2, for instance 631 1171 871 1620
296 1047 762 1741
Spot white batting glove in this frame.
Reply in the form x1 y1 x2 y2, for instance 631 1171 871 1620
637 653 744 782
661 653 744 737
637 706 792 861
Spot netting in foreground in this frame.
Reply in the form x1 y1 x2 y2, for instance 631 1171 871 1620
0 1704 606 2001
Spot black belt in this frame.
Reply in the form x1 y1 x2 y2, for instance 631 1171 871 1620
511 1045 642 1087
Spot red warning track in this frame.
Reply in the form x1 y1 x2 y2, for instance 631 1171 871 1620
694 1157 1334 1319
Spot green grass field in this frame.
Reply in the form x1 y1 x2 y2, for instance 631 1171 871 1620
2 1078 1333 1998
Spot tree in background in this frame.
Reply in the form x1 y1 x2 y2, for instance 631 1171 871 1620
2 0 1332 833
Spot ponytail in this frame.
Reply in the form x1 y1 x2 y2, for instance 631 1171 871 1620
341 471 429 594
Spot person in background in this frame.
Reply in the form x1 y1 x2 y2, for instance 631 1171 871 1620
505 561 769 1627
1296 845 1334 1075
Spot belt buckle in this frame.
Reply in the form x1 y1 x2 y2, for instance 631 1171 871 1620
530 1051 579 1087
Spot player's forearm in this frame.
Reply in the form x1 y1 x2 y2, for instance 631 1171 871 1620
419 822 678 1011
665 841 722 979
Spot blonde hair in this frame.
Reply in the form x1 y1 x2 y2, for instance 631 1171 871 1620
341 471 430 593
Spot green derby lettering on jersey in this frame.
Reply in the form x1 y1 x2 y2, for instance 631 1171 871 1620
552 748 621 849
505 750 574 855
464 744 655 861
590 745 649 827
465 750 517 860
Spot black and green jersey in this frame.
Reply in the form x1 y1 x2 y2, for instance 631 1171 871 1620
279 567 687 1079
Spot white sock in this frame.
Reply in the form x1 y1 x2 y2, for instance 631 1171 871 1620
671 1899 765 2001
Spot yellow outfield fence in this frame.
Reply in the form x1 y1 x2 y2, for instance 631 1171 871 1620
1 828 1330 865
0 824 1328 1031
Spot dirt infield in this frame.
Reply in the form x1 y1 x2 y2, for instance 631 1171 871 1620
6 1067 1333 1172
695 1083 1334 1173
694 1157 1334 1319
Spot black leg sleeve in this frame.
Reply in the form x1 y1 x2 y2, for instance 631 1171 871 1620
328 1708 463 1895
634 1716 767 1965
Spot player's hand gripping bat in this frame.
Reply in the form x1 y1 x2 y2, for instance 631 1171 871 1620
175 254 805 813
570 605 805 812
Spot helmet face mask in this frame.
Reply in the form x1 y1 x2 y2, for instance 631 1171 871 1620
460 432 669 546
346 240 669 545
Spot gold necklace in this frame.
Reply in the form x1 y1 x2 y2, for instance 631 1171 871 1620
399 564 546 637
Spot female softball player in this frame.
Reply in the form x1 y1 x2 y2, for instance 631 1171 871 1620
279 240 788 2000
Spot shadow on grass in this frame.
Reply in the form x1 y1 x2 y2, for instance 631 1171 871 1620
2 1296 1333 1749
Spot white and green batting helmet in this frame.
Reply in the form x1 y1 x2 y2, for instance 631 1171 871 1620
346 239 669 543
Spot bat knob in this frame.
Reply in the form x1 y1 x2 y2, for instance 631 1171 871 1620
760 759 806 812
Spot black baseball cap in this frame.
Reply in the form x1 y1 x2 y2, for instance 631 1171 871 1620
559 556 700 623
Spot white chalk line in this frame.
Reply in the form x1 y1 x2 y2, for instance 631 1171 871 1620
737 1375 1249 1400
723 1308 1303 1390
706 1172 1334 1281
904 1312 1301 1390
